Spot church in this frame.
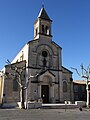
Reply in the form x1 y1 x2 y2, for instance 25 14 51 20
1 6 74 107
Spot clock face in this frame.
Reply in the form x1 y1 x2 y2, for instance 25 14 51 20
42 51 47 57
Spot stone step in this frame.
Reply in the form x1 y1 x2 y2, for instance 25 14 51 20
41 104 78 109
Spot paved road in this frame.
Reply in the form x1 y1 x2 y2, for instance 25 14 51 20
0 108 90 120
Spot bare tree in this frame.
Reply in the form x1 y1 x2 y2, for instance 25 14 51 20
5 60 26 109
3 59 48 109
5 60 40 109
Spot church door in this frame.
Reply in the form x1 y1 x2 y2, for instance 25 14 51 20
41 85 49 103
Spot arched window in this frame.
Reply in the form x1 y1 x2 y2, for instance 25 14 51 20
63 81 67 92
35 28 38 36
42 51 48 67
42 25 44 34
45 26 49 35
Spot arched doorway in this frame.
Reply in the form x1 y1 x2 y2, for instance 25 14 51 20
38 72 55 103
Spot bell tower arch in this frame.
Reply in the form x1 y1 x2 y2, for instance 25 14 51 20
34 6 52 40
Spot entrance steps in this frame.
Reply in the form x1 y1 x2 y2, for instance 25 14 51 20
1 102 86 109
41 103 78 109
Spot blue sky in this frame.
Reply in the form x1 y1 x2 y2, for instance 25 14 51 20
0 0 90 80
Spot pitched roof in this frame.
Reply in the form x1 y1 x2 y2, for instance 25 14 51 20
62 66 73 74
38 6 52 21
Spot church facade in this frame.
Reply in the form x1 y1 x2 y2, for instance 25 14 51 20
2 7 74 105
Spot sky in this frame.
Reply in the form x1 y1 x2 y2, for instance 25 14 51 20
0 0 90 80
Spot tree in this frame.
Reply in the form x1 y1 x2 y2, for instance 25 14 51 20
4 59 47 109
5 60 40 109
5 60 26 109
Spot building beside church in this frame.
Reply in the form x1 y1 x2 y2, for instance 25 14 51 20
73 80 90 102
0 6 74 106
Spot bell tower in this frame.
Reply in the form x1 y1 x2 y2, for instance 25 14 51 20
34 6 52 40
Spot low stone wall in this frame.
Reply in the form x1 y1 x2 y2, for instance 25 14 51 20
27 102 42 109
2 101 86 109
2 102 18 108
75 101 86 107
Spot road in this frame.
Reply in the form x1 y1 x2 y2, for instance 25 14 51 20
0 108 90 120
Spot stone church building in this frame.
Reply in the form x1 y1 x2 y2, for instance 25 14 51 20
1 6 74 106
